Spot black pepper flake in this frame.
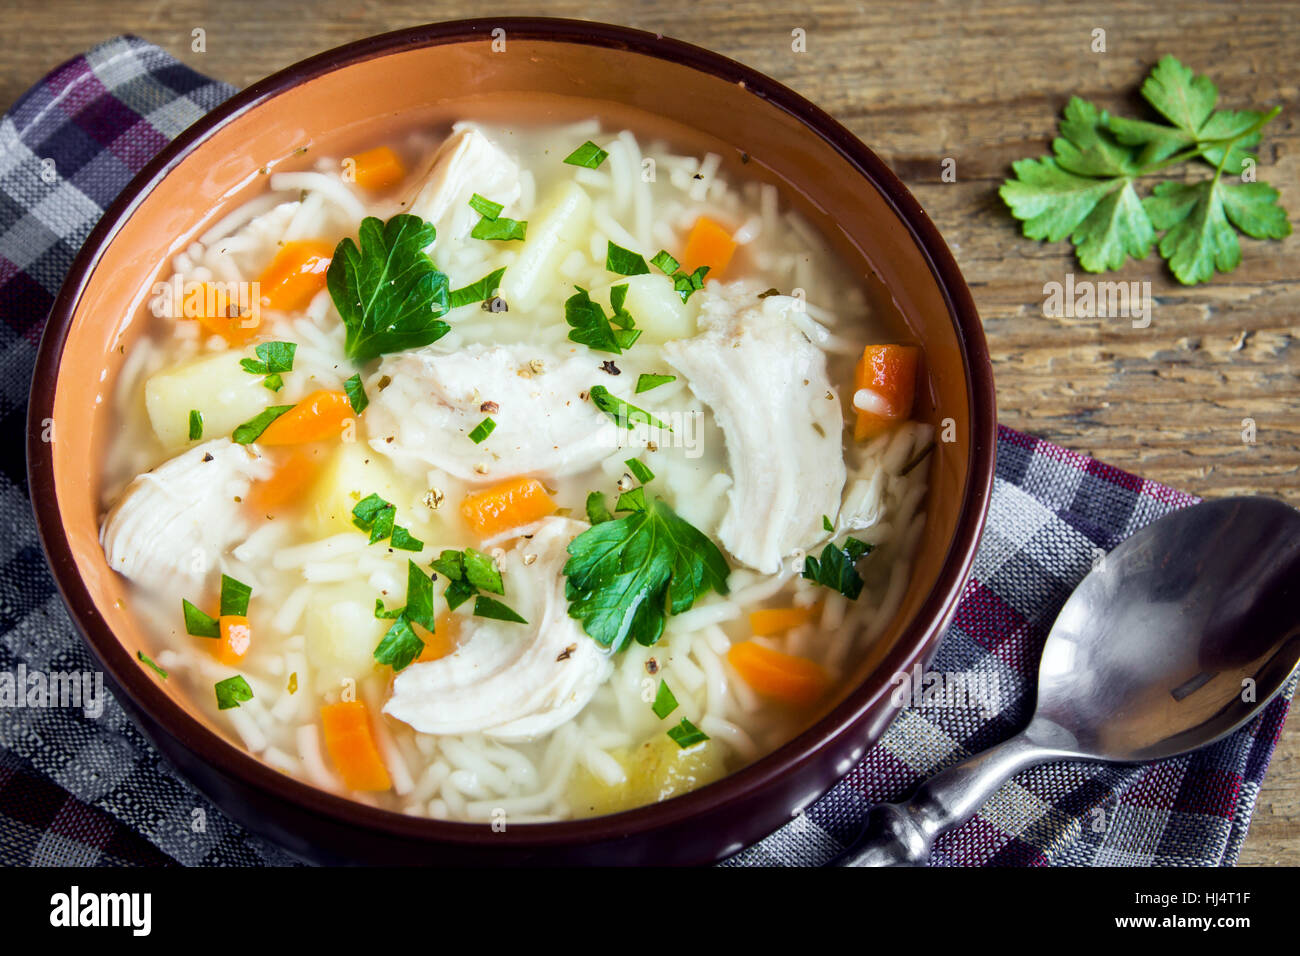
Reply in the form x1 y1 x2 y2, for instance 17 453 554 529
201 453 214 463
758 288 781 299
376 375 392 391
599 360 621 376
646 657 659 675
740 151 751 164
480 400 499 414
557 644 576 662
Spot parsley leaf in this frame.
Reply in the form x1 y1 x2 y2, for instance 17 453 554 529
448 266 507 309
606 241 650 276
473 596 528 623
1145 180 1290 284
565 287 641 353
374 616 423 672
652 679 679 719
589 385 671 431
563 494 730 653
468 417 496 444
219 574 252 616
373 561 437 671
563 141 608 168
351 492 422 550
1000 99 1156 272
327 214 451 362
188 409 203 441
650 250 680 274
343 373 368 414
214 675 253 710
137 651 168 680
471 216 527 241
432 548 526 622
667 717 709 748
182 599 219 638
468 193 504 219
801 537 874 600
232 405 294 444
635 373 675 394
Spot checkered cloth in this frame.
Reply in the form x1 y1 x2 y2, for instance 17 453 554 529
1 37 1292 867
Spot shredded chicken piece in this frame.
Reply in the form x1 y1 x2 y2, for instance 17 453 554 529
366 343 616 484
404 123 521 249
100 439 271 588
663 281 846 573
384 517 612 741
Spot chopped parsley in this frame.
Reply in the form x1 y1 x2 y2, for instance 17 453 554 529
586 490 614 525
137 651 168 680
563 141 609 169
468 417 496 444
589 385 671 431
232 405 293 444
343 373 368 414
649 250 680 274
188 409 203 441
214 675 254 710
625 457 654 484
565 286 640 354
471 215 528 241
563 491 729 653
801 537 874 600
472 596 529 624
605 241 650 276
667 717 709 749
432 548 527 623
352 493 424 551
448 266 507 309
219 574 252 616
468 193 504 219
468 195 527 241
670 266 710 302
182 599 219 638
651 679 678 719
327 214 451 362
650 249 710 302
634 373 675 394
240 341 296 391
373 560 436 671
823 514 834 533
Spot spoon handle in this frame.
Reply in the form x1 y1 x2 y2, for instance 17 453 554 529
836 731 1051 866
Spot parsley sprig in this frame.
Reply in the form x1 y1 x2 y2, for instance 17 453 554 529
326 214 451 361
563 476 730 653
1000 56 1290 284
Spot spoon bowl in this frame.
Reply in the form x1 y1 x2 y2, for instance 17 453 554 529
839 496 1300 866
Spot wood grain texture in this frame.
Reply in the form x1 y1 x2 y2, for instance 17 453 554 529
3 0 1296 865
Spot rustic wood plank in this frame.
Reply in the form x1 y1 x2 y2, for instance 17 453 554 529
3 0 1295 864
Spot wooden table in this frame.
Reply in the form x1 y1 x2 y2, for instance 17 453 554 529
4 0 1296 865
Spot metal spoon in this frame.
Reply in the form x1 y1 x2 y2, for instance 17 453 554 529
837 495 1300 867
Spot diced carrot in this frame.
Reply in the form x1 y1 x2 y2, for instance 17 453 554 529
320 700 392 791
216 615 251 666
852 344 921 441
749 604 822 637
257 240 333 313
256 390 353 446
460 477 557 538
248 450 321 513
351 146 406 191
415 614 461 663
681 216 737 279
727 640 831 708
183 281 260 344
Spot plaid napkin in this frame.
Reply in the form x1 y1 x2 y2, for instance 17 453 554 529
1 37 1292 867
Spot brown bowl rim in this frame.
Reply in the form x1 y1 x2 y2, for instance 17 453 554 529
27 17 996 857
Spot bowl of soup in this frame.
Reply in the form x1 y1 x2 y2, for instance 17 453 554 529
28 18 995 864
